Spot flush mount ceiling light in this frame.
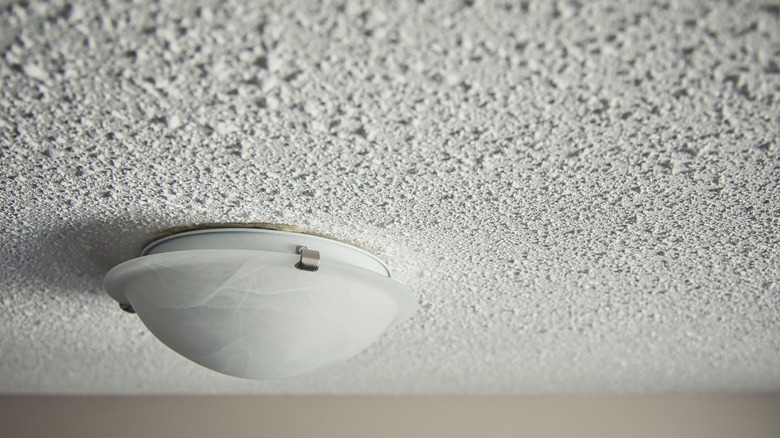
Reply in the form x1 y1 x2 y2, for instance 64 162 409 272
104 228 417 379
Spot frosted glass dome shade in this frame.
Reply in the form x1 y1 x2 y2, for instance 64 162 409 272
104 229 417 379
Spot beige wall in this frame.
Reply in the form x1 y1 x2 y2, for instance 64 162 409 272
2 395 779 438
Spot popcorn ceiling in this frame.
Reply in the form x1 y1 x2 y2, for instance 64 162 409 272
1 0 778 394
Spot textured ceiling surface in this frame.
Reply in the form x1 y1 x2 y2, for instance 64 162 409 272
1 0 779 395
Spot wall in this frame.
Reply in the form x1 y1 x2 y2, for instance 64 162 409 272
2 395 780 438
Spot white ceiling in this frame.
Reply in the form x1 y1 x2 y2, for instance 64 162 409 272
1 0 779 394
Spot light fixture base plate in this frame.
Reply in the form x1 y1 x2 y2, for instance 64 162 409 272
141 228 391 277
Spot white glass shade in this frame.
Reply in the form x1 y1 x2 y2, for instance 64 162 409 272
104 229 416 379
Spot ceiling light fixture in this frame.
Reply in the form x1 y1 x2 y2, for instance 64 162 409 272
104 228 417 379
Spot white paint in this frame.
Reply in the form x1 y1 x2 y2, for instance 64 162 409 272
1 0 778 394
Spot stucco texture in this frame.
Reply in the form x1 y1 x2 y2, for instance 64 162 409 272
1 0 779 394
